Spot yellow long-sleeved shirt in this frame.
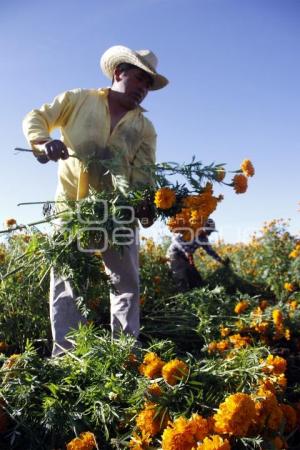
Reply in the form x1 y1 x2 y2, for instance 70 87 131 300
23 88 157 203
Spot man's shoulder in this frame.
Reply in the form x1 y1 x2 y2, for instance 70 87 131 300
141 113 156 136
64 87 107 99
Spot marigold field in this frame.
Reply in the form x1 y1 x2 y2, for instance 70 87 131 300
0 217 300 450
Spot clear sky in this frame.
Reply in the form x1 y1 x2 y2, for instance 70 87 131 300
1 0 299 243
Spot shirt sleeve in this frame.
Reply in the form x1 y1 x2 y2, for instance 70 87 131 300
201 239 222 262
130 117 157 188
22 89 81 146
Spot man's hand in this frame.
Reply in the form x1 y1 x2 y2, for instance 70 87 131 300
34 139 69 163
135 199 156 228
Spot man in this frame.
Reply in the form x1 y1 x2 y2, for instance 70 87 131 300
23 45 168 356
167 219 229 291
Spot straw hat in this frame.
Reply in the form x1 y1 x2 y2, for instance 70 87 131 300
100 45 169 90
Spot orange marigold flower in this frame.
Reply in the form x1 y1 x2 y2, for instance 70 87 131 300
161 416 197 450
272 436 286 450
0 341 9 353
129 431 152 450
139 352 165 379
162 359 189 386
189 413 209 441
263 355 287 375
213 393 256 436
197 435 231 450
66 431 96 450
232 174 248 194
267 405 284 431
284 282 296 292
280 403 297 432
259 300 269 311
229 334 252 348
4 218 16 228
147 382 163 397
154 188 176 210
136 402 168 437
254 321 269 334
240 159 255 177
234 300 249 314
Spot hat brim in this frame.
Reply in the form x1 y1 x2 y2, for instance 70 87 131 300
100 45 168 91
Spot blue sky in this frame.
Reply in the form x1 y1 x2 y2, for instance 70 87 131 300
1 0 299 243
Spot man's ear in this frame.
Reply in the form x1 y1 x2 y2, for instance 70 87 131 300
113 67 123 82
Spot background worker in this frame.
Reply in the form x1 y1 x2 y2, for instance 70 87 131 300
23 45 168 356
167 218 230 291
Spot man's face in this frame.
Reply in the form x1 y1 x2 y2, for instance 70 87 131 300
113 66 153 109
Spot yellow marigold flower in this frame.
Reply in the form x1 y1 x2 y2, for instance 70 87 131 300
289 243 300 258
272 309 283 327
66 431 96 450
154 188 176 210
234 300 249 314
220 326 230 337
129 431 152 450
280 403 297 432
4 217 16 228
240 159 255 177
214 393 256 436
136 402 169 437
251 306 263 318
197 435 231 450
284 282 296 292
162 359 189 386
289 300 298 310
139 352 165 379
2 354 20 370
263 355 287 375
161 416 197 450
284 328 291 340
276 374 287 390
214 167 226 182
232 174 248 194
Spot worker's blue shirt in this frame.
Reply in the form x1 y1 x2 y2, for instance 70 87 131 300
167 233 221 262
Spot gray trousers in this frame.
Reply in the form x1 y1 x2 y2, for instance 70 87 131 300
49 233 140 356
